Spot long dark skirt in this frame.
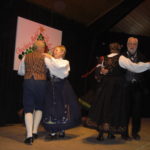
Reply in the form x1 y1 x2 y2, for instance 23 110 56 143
88 75 128 134
42 79 81 133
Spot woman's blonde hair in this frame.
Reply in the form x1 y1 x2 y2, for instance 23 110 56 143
55 45 66 58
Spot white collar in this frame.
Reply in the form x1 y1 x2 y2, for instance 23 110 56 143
107 53 119 57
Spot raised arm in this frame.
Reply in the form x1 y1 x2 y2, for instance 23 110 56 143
44 57 70 79
119 55 150 73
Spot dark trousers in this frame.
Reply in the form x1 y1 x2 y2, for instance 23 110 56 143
23 78 47 113
126 82 142 135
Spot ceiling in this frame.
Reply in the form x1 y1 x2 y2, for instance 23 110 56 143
26 0 123 25
111 0 150 37
26 0 150 37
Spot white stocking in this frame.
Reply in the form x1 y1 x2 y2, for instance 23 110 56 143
32 110 42 134
24 113 33 138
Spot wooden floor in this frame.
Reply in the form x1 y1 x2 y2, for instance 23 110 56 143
0 118 150 150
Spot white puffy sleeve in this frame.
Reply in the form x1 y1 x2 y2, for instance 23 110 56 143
119 55 150 73
44 57 70 79
17 56 25 76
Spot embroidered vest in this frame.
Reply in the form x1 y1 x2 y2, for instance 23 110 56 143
24 51 46 80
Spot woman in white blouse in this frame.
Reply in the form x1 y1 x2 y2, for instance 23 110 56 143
42 46 81 139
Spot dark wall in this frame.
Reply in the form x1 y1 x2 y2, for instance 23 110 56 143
0 0 90 125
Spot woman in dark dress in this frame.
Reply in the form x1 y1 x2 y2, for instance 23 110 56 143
89 54 128 140
88 42 150 141
42 46 81 139
89 43 127 140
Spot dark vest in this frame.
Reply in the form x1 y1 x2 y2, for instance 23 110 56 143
95 54 125 82
24 51 46 80
122 51 145 83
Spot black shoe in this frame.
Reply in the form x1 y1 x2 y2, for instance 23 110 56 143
33 133 38 139
24 137 33 145
45 133 57 140
107 133 115 139
132 134 141 140
59 131 65 138
96 134 104 141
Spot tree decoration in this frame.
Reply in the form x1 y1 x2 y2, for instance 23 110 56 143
16 26 52 60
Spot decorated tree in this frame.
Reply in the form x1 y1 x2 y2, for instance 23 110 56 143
18 33 46 60
17 26 52 60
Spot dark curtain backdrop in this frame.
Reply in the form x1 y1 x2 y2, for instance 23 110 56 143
0 0 90 125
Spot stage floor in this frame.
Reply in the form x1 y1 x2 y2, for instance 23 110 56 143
0 118 150 150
